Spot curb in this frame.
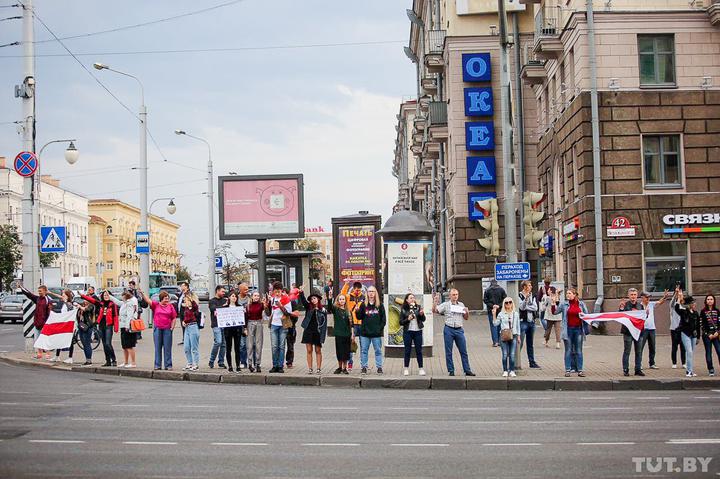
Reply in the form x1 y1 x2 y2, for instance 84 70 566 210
3 354 719 390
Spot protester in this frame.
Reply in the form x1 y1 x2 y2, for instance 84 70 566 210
299 289 328 374
674 293 700 377
142 290 177 370
127 280 146 340
399 293 426 376
81 290 118 367
493 297 520 377
553 288 589 377
670 286 687 369
108 291 139 368
19 283 53 360
640 290 670 370
619 288 645 376
328 294 353 374
324 279 334 305
236 283 251 368
536 277 553 330
519 280 541 369
341 281 365 371
433 288 475 377
701 294 720 376
181 294 201 371
357 285 386 375
176 282 191 345
483 279 506 347
542 287 562 348
266 282 292 373
285 287 301 369
246 291 265 372
75 299 96 365
222 290 245 373
48 289 76 363
208 285 227 369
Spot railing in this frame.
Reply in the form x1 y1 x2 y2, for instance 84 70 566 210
534 4 558 39
428 101 447 126
426 29 446 55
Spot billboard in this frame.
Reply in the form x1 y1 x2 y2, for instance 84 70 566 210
337 225 376 287
219 174 304 240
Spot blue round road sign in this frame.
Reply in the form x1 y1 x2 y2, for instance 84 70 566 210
14 151 38 177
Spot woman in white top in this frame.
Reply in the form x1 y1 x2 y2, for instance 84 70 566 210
108 291 139 368
493 297 521 377
542 287 563 349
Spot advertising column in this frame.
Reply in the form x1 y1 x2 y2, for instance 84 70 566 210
338 225 376 287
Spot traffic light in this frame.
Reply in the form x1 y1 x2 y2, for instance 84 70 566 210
523 191 547 249
475 198 499 256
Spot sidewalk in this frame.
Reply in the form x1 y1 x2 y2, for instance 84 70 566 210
3 311 719 390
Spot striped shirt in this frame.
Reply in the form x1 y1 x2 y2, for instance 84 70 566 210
437 301 467 328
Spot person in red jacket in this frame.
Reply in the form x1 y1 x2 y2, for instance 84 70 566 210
19 283 53 360
81 290 118 367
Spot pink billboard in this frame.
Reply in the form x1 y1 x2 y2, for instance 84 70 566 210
219 175 304 239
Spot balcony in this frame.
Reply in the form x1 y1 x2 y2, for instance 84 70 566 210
413 115 427 131
424 30 446 73
533 5 563 59
521 59 547 85
428 101 448 141
423 141 440 159
421 76 438 94
710 0 720 26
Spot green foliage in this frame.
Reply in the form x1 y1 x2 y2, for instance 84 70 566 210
0 225 22 291
176 265 192 283
38 252 58 268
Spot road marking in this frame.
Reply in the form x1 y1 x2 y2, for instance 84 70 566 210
590 407 631 411
580 397 615 400
211 442 268 446
302 443 359 446
319 407 358 411
610 420 654 424
639 397 669 400
246 406 287 410
482 443 542 446
577 442 636 445
530 420 574 425
308 421 354 425
392 407 428 411
29 439 85 444
176 405 217 409
0 402 19 406
458 407 498 411
391 443 449 447
384 421 427 425
69 417 113 422
467 421 505 425
667 439 720 444
656 406 691 410
110 404 150 408
123 441 178 445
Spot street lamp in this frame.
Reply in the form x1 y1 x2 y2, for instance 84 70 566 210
174 129 216 293
148 197 176 284
94 61 149 302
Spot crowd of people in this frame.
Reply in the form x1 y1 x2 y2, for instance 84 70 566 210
16 277 720 379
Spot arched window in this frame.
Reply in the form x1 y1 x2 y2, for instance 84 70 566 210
106 225 113 235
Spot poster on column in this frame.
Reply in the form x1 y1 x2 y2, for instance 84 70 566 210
383 241 433 348
338 225 376 287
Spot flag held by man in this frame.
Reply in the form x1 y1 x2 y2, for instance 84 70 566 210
33 309 76 351
580 310 646 341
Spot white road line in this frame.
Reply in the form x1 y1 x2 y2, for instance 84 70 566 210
384 421 427 425
391 443 449 447
577 442 636 446
530 420 574 424
610 420 654 424
580 397 615 400
392 407 429 411
302 443 359 446
308 421 354 425
0 402 19 406
319 407 358 410
123 441 178 445
591 407 631 411
29 439 85 444
110 404 150 408
694 397 713 399
667 439 720 444
639 397 669 400
457 407 498 411
483 443 542 446
211 442 268 446
656 406 691 410
246 406 287 410
467 421 505 425
68 418 113 422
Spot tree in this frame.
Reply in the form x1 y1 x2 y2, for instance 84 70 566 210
0 225 22 292
176 265 192 283
38 252 58 268
295 238 323 280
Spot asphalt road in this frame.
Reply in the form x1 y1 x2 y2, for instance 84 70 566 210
0 361 719 478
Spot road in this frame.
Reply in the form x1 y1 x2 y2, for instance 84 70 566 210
0 361 719 478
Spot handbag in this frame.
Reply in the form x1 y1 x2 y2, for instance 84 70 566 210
130 318 146 332
350 338 358 353
500 315 513 342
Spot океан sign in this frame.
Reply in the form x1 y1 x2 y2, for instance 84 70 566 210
663 213 720 234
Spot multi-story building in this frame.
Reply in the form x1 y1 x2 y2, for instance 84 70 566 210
524 0 720 324
0 157 90 283
394 0 539 308
88 199 180 288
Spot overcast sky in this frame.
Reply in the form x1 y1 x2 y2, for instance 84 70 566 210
0 0 414 274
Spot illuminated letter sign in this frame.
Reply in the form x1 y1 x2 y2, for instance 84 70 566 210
466 157 496 185
462 53 491 82
465 122 495 151
464 87 494 117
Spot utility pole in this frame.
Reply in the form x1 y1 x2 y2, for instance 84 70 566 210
19 0 37 289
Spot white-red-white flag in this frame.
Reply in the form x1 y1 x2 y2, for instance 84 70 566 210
580 311 646 340
33 309 76 350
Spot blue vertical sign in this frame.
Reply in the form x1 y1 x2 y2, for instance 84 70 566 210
136 231 150 254
465 122 495 151
468 192 497 220
466 157 496 185
464 87 494 117
462 53 492 82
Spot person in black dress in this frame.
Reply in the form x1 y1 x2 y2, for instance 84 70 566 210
299 290 327 374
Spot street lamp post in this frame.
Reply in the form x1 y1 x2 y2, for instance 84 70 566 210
93 62 149 299
174 130 216 293
148 197 177 282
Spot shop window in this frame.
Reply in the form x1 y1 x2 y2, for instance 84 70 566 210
643 135 682 188
643 241 687 294
638 34 675 87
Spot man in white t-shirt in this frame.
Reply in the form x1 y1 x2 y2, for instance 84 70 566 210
265 281 293 373
640 290 670 370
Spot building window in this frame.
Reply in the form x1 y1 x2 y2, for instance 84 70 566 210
643 241 687 294
106 261 113 271
106 225 113 235
643 135 681 188
107 243 113 252
638 34 675 86
107 279 114 288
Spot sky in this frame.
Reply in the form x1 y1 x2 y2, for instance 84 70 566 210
0 0 414 275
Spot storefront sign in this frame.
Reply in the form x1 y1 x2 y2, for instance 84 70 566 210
462 53 491 82
468 192 497 220
663 213 720 233
337 225 376 286
563 217 580 242
466 156 496 185
465 121 495 151
464 87 494 117
607 216 636 237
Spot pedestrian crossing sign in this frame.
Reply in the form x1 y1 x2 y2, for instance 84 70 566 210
40 226 66 253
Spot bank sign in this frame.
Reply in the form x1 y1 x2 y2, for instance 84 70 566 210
463 52 497 217
663 213 720 233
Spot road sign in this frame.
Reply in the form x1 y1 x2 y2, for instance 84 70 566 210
22 299 36 338
494 262 531 281
14 151 38 177
136 231 150 254
40 226 66 253
215 256 223 271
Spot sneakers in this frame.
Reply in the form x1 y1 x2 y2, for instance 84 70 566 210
256 366 261 373
342 369 349 375
686 371 694 378
83 360 92 366
564 371 571 377
623 370 630 377
465 371 476 377
249 365 256 373
117 363 126 368
418 368 426 376
208 362 214 369
529 363 541 369
269 367 278 373
682 364 687 369
635 370 645 377
183 364 193 371
403 368 410 376
49 356 58 362
361 367 368 375
556 342 561 349
448 372 455 376
672 364 678 369
377 367 384 375
228 367 234 373
502 371 509 377
578 371 585 377
710 371 716 377
316 369 322 375
544 340 549 348
649 365 659 369
509 371 517 378
347 363 353 371
63 358 73 365
218 364 226 369
333 367 343 375
125 364 136 368
307 368 314 375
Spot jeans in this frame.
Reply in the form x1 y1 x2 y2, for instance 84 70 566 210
183 323 200 366
487 310 500 345
622 334 642 373
270 325 288 368
246 321 263 367
443 326 471 374
210 326 226 366
223 326 244 368
153 328 173 369
564 326 584 372
520 320 537 365
359 336 383 369
500 336 517 372
539 311 548 331
681 332 696 373
671 329 687 366
702 335 720 373
286 326 297 366
641 329 657 367
78 327 93 361
349 325 361 365
99 323 116 364
403 330 423 368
